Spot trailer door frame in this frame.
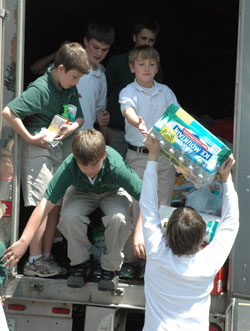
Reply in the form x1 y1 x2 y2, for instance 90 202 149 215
231 0 250 299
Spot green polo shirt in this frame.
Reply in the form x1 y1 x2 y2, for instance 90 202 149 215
44 146 142 204
8 68 83 134
106 51 164 130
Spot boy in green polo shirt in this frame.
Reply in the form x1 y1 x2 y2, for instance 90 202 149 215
2 129 142 291
2 42 90 277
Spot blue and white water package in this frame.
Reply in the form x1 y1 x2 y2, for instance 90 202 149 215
151 104 231 188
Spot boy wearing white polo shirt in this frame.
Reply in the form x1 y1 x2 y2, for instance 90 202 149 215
119 45 179 276
77 20 115 140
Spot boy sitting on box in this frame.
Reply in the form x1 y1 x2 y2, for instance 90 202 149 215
139 132 238 330
2 129 142 292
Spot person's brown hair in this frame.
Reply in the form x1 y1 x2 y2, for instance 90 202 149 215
54 42 90 74
166 206 206 256
85 19 115 46
72 129 106 165
133 15 160 38
128 45 160 66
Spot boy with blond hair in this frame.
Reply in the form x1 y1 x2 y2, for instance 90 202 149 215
106 15 164 158
119 45 179 277
2 42 90 277
2 129 142 291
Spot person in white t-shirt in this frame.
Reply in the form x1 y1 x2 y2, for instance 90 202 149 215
139 132 239 331
118 45 179 278
77 20 115 141
0 297 8 331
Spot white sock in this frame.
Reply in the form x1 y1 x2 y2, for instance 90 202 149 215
43 253 50 259
29 254 42 264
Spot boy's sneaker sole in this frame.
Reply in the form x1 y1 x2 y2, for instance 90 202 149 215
23 269 59 278
23 256 63 278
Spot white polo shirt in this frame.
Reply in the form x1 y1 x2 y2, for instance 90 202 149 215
77 63 107 130
119 80 179 146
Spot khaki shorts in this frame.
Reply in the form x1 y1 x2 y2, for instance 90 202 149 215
21 138 71 207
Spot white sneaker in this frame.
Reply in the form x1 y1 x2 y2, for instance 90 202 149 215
23 256 66 277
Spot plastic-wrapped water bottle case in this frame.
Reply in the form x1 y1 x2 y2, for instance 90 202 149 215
151 104 231 188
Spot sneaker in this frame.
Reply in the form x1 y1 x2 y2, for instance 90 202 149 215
118 263 135 279
44 255 68 276
23 256 61 277
67 260 91 288
98 269 119 291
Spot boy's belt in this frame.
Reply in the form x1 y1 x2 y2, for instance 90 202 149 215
128 144 149 154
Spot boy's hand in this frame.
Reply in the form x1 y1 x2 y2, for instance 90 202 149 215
55 123 74 140
1 239 29 269
219 154 235 183
134 229 146 259
96 110 110 127
138 116 148 136
143 129 161 160
29 132 50 149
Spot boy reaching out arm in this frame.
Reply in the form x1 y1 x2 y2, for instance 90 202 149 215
2 129 142 293
117 45 179 277
2 198 55 269
106 15 164 158
140 131 239 331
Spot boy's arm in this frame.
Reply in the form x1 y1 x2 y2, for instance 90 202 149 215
205 155 239 271
133 211 146 259
30 52 56 75
123 107 148 136
95 77 110 140
1 198 55 268
133 135 161 258
139 132 164 256
2 106 49 148
95 73 109 126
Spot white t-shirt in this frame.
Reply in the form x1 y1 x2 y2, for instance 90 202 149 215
119 80 179 146
77 64 107 130
140 161 239 331
0 303 8 331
